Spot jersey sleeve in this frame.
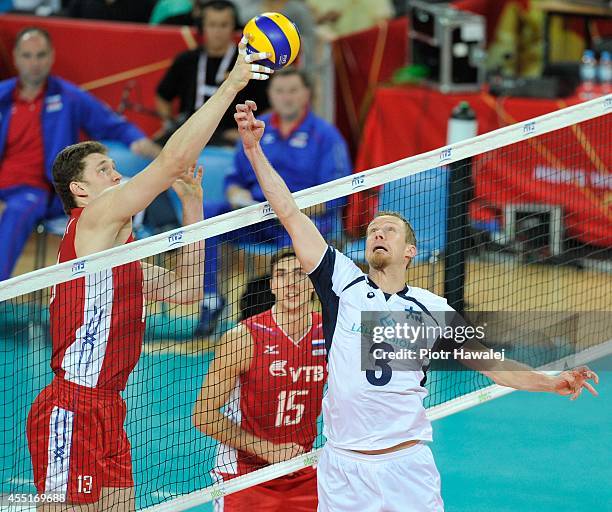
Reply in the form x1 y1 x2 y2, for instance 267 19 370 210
307 245 362 304
426 295 471 352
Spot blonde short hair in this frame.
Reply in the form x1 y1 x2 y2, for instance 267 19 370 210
372 211 417 246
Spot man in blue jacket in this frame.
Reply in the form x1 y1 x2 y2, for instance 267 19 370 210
197 67 352 335
0 26 159 281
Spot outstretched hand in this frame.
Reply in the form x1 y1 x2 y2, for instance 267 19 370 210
172 163 204 205
553 366 599 400
234 100 265 150
225 34 274 93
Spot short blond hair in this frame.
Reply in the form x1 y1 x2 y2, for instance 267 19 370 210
372 211 417 246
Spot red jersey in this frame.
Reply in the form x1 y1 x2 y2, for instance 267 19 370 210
216 308 327 476
0 87 49 191
49 207 145 391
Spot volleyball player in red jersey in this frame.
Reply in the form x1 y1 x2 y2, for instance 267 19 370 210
26 38 273 511
194 250 327 511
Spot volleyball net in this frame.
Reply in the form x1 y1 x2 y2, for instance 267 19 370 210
0 95 610 511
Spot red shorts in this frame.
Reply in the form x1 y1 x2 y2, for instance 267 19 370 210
215 467 318 511
26 377 133 504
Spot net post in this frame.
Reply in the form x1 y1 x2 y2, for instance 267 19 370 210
444 101 477 312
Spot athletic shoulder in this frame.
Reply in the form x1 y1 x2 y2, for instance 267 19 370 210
242 309 274 332
405 287 454 312
308 245 363 298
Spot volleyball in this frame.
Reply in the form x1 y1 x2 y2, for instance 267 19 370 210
243 12 301 70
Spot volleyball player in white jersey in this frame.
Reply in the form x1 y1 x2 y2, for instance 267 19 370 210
233 100 599 511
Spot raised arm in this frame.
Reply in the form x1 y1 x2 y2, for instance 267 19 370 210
143 165 204 304
234 101 327 272
193 324 304 464
81 39 273 234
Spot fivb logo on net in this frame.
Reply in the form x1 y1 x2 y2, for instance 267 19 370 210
262 203 274 217
351 174 365 190
523 121 536 136
439 147 452 162
604 97 612 110
167 230 184 248
71 260 86 276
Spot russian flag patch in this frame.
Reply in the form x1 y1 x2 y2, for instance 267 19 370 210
312 339 326 357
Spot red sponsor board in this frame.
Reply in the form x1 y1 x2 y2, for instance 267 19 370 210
0 14 194 136
349 86 611 247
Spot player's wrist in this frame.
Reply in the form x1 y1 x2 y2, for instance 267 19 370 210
223 74 243 97
252 438 271 458
243 144 262 156
535 372 557 392
179 196 203 210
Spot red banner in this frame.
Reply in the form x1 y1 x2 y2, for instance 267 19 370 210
349 85 612 247
0 14 194 136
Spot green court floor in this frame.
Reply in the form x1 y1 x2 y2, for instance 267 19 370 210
1 336 609 511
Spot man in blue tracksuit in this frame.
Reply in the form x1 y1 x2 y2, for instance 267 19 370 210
0 26 159 281
197 67 352 334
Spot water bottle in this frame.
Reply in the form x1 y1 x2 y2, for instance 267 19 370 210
599 51 612 94
580 49 597 99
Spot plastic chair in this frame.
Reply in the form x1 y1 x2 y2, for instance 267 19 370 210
34 214 68 270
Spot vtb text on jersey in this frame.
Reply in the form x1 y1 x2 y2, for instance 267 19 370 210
216 309 327 476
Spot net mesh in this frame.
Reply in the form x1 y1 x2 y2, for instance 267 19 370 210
1 97 611 511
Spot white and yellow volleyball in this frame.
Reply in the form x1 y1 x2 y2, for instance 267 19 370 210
243 12 301 70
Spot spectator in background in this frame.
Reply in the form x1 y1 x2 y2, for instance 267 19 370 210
235 0 316 71
306 0 394 38
196 67 351 335
155 0 269 146
0 27 160 281
64 0 156 22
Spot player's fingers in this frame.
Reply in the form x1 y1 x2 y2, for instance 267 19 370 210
238 35 249 55
255 120 265 129
250 64 272 75
235 103 249 113
245 51 271 63
582 381 598 396
251 72 270 81
245 100 258 111
580 367 599 384
196 164 204 178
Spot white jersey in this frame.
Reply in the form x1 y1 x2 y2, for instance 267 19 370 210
308 246 455 451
